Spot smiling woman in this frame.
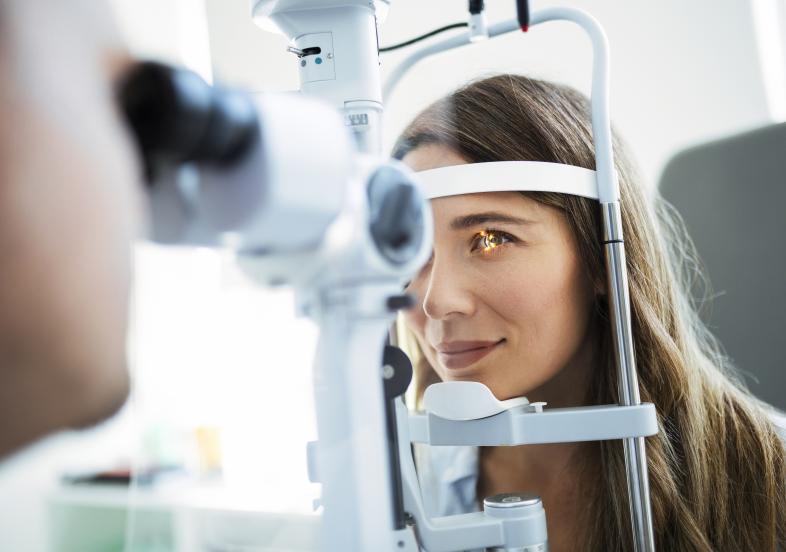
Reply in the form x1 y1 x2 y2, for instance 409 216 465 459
401 186 596 405
392 74 786 551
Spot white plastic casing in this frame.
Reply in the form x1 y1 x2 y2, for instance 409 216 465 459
251 0 384 110
196 92 354 253
251 0 388 153
423 381 529 421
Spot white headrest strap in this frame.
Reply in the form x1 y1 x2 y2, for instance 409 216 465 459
415 161 599 200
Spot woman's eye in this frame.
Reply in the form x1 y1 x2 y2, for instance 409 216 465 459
471 229 516 255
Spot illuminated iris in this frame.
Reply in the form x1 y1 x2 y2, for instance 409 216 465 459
478 230 508 252
468 230 511 253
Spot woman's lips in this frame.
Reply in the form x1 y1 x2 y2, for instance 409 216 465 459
437 339 505 370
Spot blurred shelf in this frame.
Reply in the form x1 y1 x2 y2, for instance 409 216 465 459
49 481 321 552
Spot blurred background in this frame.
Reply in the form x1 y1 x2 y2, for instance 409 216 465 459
0 0 783 550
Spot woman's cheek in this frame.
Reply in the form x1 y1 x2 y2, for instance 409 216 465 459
523 261 593 375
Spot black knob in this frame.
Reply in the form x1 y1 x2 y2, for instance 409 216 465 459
386 294 416 312
382 345 413 400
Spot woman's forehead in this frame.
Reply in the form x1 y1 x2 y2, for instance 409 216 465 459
430 192 545 220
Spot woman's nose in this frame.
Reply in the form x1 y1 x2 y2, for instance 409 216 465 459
421 257 475 320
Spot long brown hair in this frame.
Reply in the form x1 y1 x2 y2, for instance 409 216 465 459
392 74 786 550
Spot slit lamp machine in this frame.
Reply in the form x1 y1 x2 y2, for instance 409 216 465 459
119 1 659 550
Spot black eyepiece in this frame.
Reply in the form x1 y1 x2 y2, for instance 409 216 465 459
118 61 257 174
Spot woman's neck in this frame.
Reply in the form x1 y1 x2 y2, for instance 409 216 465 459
475 321 600 549
477 442 596 551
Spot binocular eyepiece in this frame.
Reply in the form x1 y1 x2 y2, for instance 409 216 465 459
118 61 258 176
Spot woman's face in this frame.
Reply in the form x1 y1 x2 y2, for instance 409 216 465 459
401 145 598 403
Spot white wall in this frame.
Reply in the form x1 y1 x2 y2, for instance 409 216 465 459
112 0 213 80
750 0 786 121
206 0 776 189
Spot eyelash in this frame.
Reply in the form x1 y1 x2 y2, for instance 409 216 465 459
470 228 518 256
403 228 518 289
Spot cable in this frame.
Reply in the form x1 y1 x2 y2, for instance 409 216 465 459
379 22 468 53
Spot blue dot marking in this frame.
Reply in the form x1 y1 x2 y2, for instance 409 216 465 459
315 57 323 65
300 59 307 67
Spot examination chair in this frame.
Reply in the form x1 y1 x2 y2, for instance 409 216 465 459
659 122 786 412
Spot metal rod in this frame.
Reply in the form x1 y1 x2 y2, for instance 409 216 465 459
603 212 656 551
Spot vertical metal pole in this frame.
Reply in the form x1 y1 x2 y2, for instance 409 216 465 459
603 202 656 551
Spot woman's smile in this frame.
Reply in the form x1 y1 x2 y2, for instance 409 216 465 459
436 338 506 371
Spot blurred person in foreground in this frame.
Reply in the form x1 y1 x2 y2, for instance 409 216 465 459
0 0 142 459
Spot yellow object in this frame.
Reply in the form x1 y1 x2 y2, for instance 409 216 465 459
195 426 223 475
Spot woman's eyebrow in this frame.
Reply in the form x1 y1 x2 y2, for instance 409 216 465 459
449 211 537 230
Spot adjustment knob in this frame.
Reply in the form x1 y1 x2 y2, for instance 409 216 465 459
483 493 548 551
